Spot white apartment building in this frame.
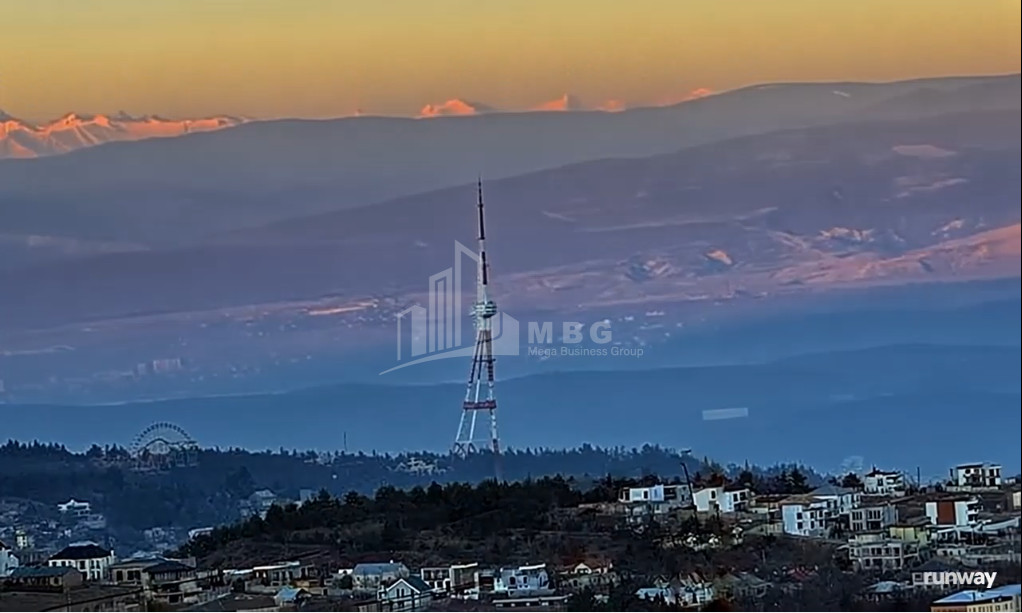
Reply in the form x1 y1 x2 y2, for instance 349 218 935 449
863 469 906 496
781 497 832 537
950 463 1002 488
848 533 924 572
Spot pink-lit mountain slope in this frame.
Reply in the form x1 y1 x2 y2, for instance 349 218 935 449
0 111 244 159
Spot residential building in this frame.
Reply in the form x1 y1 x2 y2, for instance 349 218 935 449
781 496 831 537
351 561 410 591
559 560 615 591
420 562 479 595
864 469 906 496
931 584 1022 612
275 587 312 610
251 560 317 589
619 483 692 507
56 499 92 517
494 564 551 597
950 463 1002 488
379 576 434 611
676 573 716 607
848 533 925 572
808 484 861 515
48 541 116 581
693 485 749 514
5 566 84 590
850 502 899 533
636 586 676 606
0 540 19 577
926 497 980 527
889 519 932 547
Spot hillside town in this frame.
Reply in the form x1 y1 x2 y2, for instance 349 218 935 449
2 459 1020 611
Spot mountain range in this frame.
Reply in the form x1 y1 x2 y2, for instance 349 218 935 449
1 74 1017 252
0 111 244 159
0 73 1018 417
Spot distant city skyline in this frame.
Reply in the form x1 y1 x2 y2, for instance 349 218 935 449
2 0 1019 123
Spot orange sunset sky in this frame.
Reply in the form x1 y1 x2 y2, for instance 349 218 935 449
2 0 1019 122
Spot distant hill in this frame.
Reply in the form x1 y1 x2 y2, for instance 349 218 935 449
3 342 1018 476
0 74 1017 249
1 109 1017 331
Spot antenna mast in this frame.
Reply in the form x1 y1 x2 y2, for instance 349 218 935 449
453 179 502 480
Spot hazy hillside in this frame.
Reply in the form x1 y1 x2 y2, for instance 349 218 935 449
0 74 1017 250
1 109 1017 331
3 343 1018 476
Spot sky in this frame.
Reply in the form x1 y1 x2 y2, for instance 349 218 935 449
2 0 1020 122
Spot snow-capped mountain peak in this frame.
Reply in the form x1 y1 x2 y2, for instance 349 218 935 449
418 99 496 118
0 112 246 160
532 93 584 112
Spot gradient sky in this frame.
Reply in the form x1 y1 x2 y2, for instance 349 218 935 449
2 0 1019 122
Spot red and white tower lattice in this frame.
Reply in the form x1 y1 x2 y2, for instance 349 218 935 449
452 180 502 478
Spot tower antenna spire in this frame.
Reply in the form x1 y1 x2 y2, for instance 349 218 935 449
454 179 502 480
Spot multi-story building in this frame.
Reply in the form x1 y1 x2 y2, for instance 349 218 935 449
926 497 980 527
494 564 550 597
48 542 116 581
420 562 479 594
619 484 692 507
809 485 861 515
850 502 899 533
848 533 924 572
351 562 410 591
864 469 906 496
693 485 751 514
56 499 92 517
0 540 20 577
781 496 831 537
950 463 1002 489
889 519 931 547
930 584 1021 612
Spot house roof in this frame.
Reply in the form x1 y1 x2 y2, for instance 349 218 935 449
810 484 857 497
51 543 112 560
275 587 310 602
934 584 1022 605
145 560 194 575
399 576 433 593
10 566 80 578
352 562 406 575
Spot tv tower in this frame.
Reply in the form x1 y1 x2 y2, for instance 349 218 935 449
453 179 502 479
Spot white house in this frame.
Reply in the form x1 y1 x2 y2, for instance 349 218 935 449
950 463 1002 488
618 484 692 507
379 576 434 611
494 564 550 596
420 562 479 594
351 561 410 591
0 540 20 578
693 485 751 513
781 497 831 537
808 485 861 515
863 469 906 496
48 542 116 581
847 533 924 572
926 497 980 527
57 499 92 516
